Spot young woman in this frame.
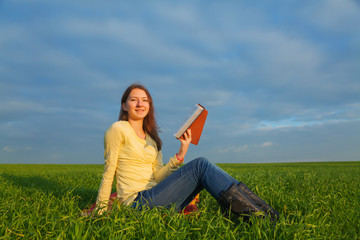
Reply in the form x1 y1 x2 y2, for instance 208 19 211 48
95 83 279 220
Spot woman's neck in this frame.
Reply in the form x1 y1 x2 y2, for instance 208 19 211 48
128 119 146 140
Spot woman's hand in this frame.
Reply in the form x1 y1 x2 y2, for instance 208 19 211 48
176 129 192 161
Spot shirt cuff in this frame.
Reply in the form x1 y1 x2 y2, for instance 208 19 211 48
169 155 182 167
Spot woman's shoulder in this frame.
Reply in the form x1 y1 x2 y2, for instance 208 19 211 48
104 121 130 143
110 120 129 128
107 121 131 134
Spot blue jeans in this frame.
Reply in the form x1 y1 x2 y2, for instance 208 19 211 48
131 157 239 211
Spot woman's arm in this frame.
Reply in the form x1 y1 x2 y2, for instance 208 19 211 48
175 129 192 161
95 123 123 215
152 151 181 182
153 129 192 182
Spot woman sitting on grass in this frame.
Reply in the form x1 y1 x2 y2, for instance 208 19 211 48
95 83 279 220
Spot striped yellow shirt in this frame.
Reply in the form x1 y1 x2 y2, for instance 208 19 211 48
96 121 181 213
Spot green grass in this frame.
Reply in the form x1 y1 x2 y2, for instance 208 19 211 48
1 162 359 239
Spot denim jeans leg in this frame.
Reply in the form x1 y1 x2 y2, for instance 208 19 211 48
131 157 239 211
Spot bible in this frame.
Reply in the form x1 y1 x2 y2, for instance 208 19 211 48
174 104 208 145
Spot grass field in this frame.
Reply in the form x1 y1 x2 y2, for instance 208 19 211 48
1 161 359 239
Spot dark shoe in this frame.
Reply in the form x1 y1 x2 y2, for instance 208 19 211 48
237 182 279 220
218 183 264 219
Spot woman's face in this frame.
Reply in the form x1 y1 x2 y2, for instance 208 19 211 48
122 88 150 121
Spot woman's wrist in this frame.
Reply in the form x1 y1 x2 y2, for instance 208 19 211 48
176 153 184 162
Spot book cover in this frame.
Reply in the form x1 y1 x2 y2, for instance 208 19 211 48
174 104 208 145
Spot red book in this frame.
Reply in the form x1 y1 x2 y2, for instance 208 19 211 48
174 104 208 145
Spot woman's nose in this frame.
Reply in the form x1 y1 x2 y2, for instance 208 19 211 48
137 100 143 106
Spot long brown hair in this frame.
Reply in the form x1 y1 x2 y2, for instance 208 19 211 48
119 84 162 151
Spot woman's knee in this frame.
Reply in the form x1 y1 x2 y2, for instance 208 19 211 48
190 157 212 168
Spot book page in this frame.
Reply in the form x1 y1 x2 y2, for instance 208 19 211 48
174 104 204 138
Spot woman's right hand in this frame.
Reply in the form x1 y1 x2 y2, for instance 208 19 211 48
176 129 192 161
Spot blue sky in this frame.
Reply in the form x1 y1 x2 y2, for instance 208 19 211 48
1 0 359 164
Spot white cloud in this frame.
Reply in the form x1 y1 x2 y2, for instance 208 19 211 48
239 30 324 85
58 18 213 68
257 118 322 131
2 146 33 153
2 146 14 152
233 145 248 152
0 101 47 113
261 141 273 147
256 116 360 132
195 90 234 107
300 0 360 32
218 145 248 153
152 2 200 27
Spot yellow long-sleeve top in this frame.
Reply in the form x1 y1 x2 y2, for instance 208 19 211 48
96 121 181 213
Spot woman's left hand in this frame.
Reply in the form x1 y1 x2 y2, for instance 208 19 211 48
176 129 192 161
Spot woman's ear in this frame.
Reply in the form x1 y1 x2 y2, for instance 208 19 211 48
122 103 127 112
